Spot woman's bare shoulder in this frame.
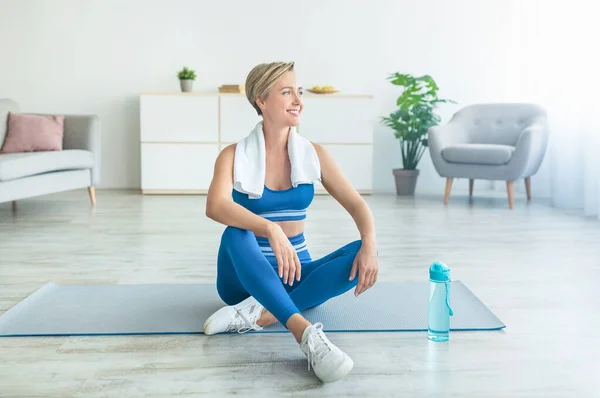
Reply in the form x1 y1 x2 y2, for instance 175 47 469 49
310 141 324 153
310 141 330 161
211 144 237 176
217 143 237 161
223 143 237 153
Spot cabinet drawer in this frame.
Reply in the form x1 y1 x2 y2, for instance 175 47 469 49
140 95 219 142
314 144 373 192
219 95 262 143
141 143 218 190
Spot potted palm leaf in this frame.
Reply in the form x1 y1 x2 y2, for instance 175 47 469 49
381 73 455 195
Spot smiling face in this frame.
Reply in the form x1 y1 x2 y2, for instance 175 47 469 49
256 71 304 127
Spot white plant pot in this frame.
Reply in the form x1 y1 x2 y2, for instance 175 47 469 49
180 79 194 92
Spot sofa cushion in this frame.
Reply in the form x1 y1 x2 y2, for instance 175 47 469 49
0 150 94 182
0 100 20 146
441 144 514 165
1 112 64 154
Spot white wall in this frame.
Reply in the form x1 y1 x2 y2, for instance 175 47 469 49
0 0 593 196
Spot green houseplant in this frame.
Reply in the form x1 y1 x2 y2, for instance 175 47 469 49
381 73 455 195
177 66 197 92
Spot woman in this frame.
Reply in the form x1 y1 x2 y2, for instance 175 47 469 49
203 61 379 383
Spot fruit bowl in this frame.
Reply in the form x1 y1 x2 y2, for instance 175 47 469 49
307 85 339 94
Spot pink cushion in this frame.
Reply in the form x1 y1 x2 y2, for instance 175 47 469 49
0 112 64 154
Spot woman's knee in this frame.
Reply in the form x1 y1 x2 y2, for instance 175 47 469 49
346 239 363 255
346 239 378 257
217 282 249 306
221 226 254 244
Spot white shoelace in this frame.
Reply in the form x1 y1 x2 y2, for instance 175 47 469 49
227 306 264 334
305 322 333 371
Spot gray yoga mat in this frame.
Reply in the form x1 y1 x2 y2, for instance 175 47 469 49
0 281 505 337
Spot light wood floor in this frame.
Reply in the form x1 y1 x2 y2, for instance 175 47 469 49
1 189 599 397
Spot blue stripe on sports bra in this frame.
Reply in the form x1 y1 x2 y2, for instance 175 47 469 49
232 184 315 222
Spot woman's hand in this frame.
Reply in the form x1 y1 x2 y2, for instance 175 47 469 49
266 223 301 286
349 243 379 296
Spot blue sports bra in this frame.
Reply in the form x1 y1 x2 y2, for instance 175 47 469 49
232 184 315 221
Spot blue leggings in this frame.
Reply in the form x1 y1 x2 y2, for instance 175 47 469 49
216 226 361 327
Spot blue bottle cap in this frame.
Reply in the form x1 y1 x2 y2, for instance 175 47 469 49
429 261 451 282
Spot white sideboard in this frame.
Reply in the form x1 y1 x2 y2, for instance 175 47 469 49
139 92 374 194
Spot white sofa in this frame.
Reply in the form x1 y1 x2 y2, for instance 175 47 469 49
0 99 101 205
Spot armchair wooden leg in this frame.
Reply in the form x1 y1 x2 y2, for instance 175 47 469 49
444 178 453 205
525 177 531 201
469 179 474 197
88 186 96 206
506 181 514 209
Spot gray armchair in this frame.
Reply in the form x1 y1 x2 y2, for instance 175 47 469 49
428 103 548 208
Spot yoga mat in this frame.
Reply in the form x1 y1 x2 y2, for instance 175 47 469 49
0 281 505 337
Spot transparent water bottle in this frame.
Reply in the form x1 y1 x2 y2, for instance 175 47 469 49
428 261 454 342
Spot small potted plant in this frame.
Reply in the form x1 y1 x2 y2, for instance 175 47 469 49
381 73 455 195
177 66 196 92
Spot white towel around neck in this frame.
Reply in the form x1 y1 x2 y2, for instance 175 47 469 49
233 121 321 199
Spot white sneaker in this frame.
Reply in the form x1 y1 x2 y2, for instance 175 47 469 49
299 322 354 383
202 296 264 335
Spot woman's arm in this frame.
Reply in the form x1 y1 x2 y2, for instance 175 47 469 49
205 144 302 286
205 144 273 236
312 143 379 296
312 143 377 247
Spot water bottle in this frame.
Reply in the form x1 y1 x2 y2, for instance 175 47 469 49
428 261 454 342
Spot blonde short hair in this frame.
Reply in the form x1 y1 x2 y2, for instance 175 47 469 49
245 61 295 116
